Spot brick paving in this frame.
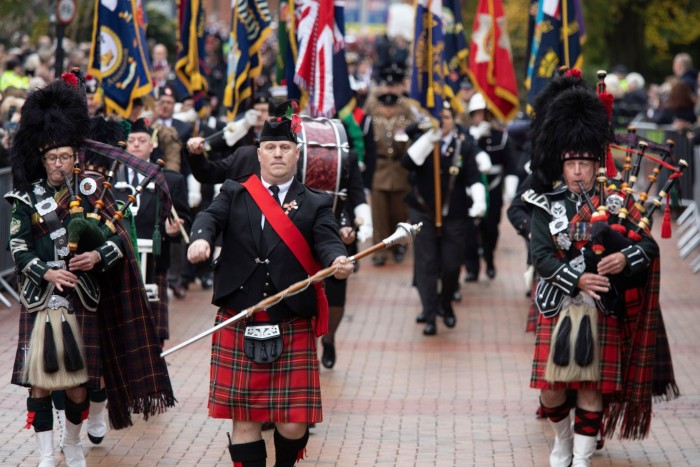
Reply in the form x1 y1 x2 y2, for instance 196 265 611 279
1 219 699 466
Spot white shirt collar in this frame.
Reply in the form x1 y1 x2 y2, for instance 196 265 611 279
260 176 294 206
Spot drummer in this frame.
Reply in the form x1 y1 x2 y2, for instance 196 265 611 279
186 101 293 184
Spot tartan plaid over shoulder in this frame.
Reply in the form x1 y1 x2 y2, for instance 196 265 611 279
81 174 176 429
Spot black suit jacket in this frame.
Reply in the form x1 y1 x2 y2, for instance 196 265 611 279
114 168 191 271
190 177 346 320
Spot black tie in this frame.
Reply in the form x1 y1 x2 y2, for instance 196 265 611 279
269 185 281 206
261 185 281 254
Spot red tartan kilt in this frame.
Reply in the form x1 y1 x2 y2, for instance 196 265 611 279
530 306 622 394
12 303 102 390
208 308 322 423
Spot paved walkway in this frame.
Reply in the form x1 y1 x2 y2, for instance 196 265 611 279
0 218 699 466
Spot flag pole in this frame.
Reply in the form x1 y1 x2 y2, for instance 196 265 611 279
433 142 442 231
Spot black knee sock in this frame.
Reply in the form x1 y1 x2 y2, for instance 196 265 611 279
273 428 309 467
89 387 107 403
228 435 266 467
26 396 53 432
64 396 90 425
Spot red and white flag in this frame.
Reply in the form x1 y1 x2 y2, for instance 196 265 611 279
467 0 519 122
295 0 337 117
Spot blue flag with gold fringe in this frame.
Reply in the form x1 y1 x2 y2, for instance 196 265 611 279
88 0 153 118
175 0 209 112
224 0 272 119
526 0 585 106
442 0 468 95
410 0 446 121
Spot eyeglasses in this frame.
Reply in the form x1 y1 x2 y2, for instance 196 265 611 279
260 143 296 155
43 153 75 164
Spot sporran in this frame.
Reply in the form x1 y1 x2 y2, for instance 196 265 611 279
243 324 283 364
21 306 88 389
545 300 600 383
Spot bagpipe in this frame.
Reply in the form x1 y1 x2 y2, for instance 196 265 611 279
576 71 689 314
60 154 167 257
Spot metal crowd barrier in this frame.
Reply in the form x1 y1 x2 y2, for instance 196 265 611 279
0 167 18 306
675 146 700 273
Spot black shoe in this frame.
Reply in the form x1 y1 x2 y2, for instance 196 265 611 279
423 322 437 336
393 245 407 263
372 256 386 267
416 310 429 323
87 433 104 445
200 275 213 289
453 291 462 302
441 303 456 328
464 271 478 282
486 266 496 279
170 285 187 299
321 340 336 369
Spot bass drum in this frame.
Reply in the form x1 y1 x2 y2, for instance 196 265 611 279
296 116 349 217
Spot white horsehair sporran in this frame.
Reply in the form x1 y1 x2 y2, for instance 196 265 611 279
22 304 88 390
545 296 600 383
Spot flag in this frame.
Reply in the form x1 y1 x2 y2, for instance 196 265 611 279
467 0 519 122
443 0 469 95
526 0 585 106
276 0 301 100
294 0 338 117
410 0 446 122
524 0 538 78
224 0 272 119
332 0 365 165
88 0 153 118
135 0 152 72
333 0 355 116
174 0 209 111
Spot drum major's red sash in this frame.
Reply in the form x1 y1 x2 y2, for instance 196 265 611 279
242 175 329 337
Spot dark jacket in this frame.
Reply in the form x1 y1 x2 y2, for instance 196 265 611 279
190 177 346 321
113 167 191 271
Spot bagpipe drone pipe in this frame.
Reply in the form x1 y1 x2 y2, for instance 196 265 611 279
61 148 167 258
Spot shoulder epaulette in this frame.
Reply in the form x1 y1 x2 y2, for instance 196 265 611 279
4 189 32 207
522 189 550 214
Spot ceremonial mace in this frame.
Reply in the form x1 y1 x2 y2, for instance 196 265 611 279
161 222 423 357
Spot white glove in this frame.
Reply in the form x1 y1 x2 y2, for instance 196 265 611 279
407 128 441 166
244 108 260 126
173 108 198 123
224 119 250 147
353 203 373 243
469 120 491 140
475 151 492 174
468 182 487 218
503 174 520 205
187 174 202 208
